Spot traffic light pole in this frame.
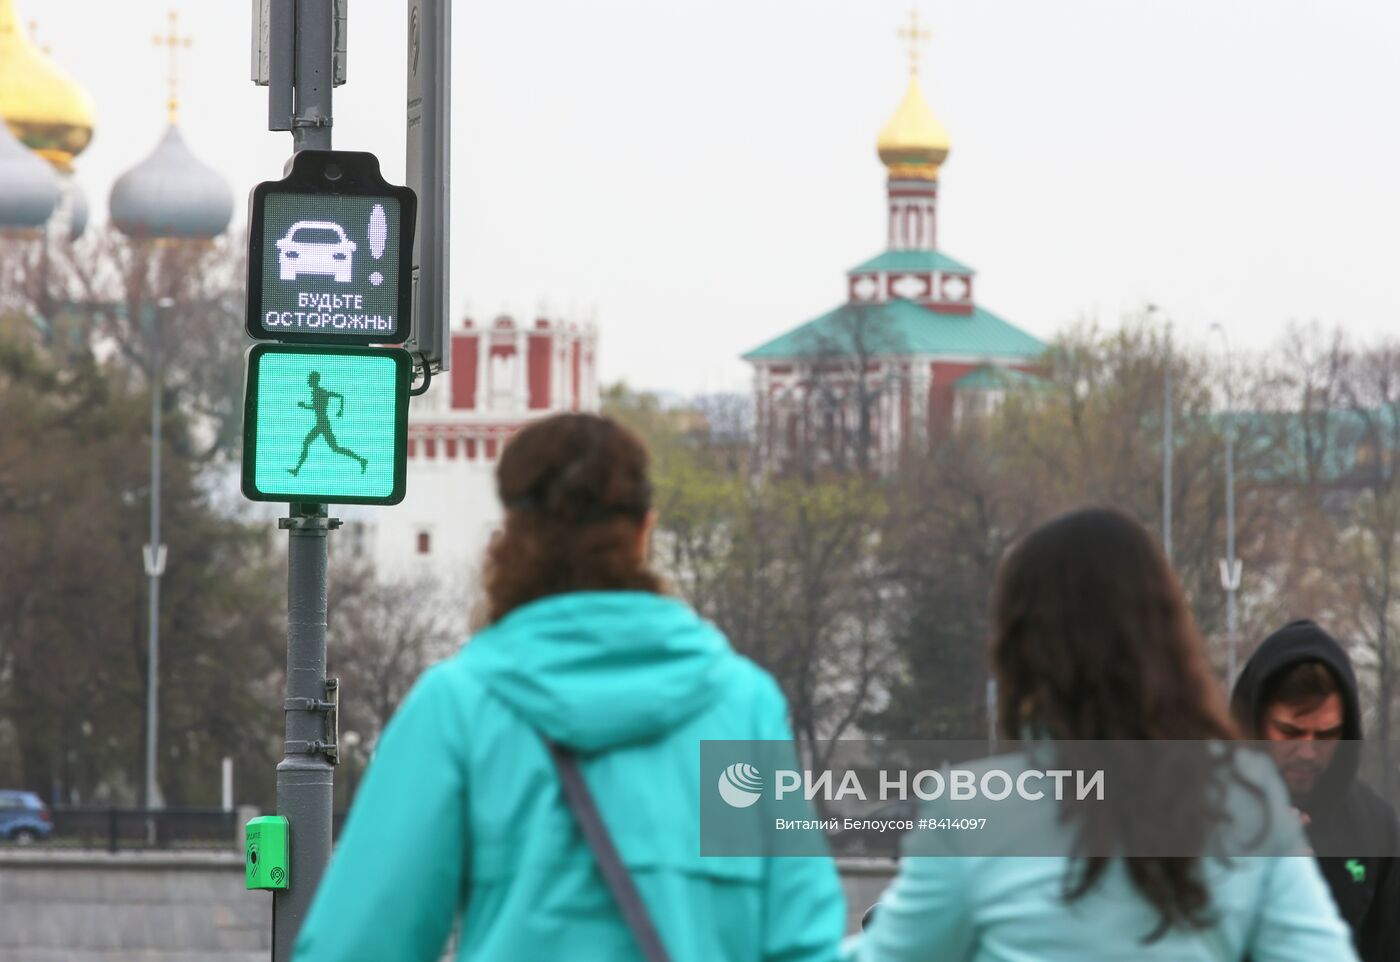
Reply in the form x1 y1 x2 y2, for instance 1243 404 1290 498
274 504 339 961
257 1 430 953
273 3 338 959
291 0 334 153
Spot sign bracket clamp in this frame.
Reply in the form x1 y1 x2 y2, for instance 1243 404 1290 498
283 677 339 764
278 514 344 532
409 354 433 397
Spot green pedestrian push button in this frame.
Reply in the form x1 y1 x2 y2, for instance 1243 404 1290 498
246 815 290 890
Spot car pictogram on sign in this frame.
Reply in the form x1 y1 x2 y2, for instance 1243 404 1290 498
276 220 357 283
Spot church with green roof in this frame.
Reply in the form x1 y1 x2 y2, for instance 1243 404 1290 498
744 18 1045 470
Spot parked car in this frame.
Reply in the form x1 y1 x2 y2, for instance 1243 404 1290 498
276 219 357 283
0 790 51 843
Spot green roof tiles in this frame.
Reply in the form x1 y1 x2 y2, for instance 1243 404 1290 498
954 364 1046 391
743 298 1046 362
848 249 974 275
1225 408 1388 486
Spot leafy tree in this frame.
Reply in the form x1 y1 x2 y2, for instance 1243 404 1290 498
0 332 282 807
609 386 897 772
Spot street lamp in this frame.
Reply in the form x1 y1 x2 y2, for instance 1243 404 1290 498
1149 304 1174 563
144 296 174 811
1210 322 1242 686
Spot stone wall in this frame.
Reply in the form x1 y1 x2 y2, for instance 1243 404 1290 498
0 850 894 960
0 850 267 962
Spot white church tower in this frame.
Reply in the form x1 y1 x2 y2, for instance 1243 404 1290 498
346 313 600 628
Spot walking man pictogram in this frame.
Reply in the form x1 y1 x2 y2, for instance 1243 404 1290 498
288 371 368 476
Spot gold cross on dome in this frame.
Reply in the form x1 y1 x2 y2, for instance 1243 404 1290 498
897 8 931 77
152 10 192 125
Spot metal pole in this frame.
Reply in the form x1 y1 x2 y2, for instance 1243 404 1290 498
144 299 171 811
1212 322 1240 685
292 0 334 152
274 504 335 962
1163 322 1174 565
273 4 336 958
405 0 452 372
1225 411 1238 683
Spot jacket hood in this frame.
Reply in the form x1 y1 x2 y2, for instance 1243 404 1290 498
462 591 734 753
1230 619 1362 810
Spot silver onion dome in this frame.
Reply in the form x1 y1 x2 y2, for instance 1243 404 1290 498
109 125 232 239
0 118 60 229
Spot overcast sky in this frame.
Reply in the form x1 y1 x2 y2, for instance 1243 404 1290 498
33 0 1400 394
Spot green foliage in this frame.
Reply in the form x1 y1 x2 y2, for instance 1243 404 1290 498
609 385 893 761
611 315 1387 747
0 335 283 806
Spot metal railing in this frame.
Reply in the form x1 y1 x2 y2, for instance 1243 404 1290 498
38 808 352 852
48 808 237 852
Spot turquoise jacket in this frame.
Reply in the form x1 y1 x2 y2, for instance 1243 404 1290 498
844 748 1358 962
293 591 846 962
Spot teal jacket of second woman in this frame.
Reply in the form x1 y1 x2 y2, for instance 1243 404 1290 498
292 591 847 962
844 748 1358 962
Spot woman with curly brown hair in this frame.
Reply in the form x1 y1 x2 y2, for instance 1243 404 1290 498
294 413 846 962
849 508 1356 962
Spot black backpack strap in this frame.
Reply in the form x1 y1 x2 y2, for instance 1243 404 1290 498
545 739 675 962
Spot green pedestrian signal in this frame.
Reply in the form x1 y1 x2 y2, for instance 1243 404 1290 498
242 344 410 505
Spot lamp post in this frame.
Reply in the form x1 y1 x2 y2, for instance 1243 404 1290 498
1149 305 1174 562
1210 322 1241 686
143 296 173 811
1164 325 1173 564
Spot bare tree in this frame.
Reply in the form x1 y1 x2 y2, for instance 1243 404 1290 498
327 561 457 751
791 304 904 475
706 473 896 779
1278 322 1351 491
56 227 251 461
0 337 283 804
609 385 896 773
1335 341 1400 789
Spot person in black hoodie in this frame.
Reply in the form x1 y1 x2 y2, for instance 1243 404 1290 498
1231 619 1400 962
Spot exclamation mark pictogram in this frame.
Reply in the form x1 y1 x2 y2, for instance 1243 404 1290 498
368 203 388 287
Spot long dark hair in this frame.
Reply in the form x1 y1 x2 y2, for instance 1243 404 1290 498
991 507 1240 940
482 413 663 623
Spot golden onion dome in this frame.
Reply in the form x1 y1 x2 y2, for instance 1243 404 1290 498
0 0 95 172
876 73 950 181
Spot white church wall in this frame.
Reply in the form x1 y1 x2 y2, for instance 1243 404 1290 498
355 313 601 638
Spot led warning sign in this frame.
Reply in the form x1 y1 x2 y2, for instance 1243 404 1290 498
246 150 416 345
259 195 403 336
242 344 410 505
